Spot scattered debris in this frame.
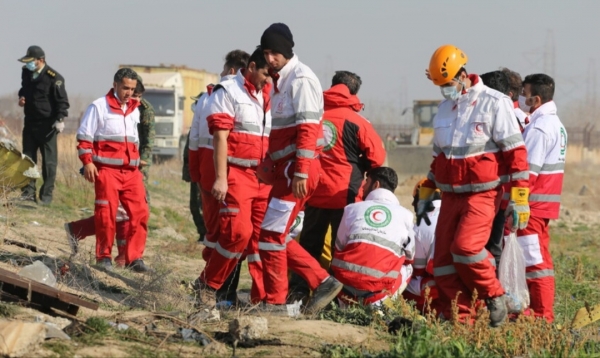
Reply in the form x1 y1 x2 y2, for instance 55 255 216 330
31 221 40 226
229 316 268 341
17 260 56 287
571 302 600 329
108 321 130 331
179 327 211 345
0 320 46 358
0 267 99 315
43 321 71 340
2 239 47 254
188 308 220 324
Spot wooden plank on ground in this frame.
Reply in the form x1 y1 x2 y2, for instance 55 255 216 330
0 267 98 315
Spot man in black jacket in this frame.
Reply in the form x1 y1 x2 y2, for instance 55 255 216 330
18 45 69 205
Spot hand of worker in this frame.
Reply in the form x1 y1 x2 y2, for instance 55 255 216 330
505 187 530 231
211 177 228 202
416 186 436 226
425 69 431 81
18 97 26 107
139 160 148 168
292 176 308 199
83 163 99 183
53 120 65 133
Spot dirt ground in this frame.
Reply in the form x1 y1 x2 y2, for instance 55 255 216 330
1 149 598 357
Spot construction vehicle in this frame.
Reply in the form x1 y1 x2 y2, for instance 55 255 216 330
411 100 441 146
119 65 219 160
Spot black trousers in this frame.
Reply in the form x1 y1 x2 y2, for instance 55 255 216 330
486 209 506 272
189 183 207 238
289 205 344 294
22 121 57 203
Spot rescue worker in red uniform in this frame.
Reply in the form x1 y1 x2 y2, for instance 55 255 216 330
514 74 565 322
188 50 250 306
290 70 386 301
76 68 149 272
195 47 272 306
421 45 529 327
402 179 441 313
333 167 414 307
257 23 343 314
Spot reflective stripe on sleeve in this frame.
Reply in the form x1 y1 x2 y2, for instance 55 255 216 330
330 258 399 279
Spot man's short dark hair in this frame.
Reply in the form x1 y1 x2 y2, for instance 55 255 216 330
134 76 145 94
366 167 398 192
523 73 555 103
249 46 268 70
481 71 510 96
331 70 362 95
114 68 138 83
501 68 522 101
225 50 250 73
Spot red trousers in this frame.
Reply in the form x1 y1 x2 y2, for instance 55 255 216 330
433 190 504 320
94 167 148 264
516 216 554 322
258 159 330 304
200 166 269 303
68 216 128 266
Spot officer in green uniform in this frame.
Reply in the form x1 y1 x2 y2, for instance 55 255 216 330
131 79 155 202
183 92 207 242
18 45 69 204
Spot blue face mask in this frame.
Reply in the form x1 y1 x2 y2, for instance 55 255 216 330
440 81 463 101
25 61 37 72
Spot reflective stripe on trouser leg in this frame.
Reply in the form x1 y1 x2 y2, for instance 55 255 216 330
201 167 255 290
517 216 555 322
450 190 504 299
248 182 270 303
259 159 326 304
114 220 130 267
94 168 120 261
119 169 149 264
200 188 220 262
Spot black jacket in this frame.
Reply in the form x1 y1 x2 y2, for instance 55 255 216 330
18 64 69 122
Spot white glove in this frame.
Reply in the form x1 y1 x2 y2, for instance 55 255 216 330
53 120 65 133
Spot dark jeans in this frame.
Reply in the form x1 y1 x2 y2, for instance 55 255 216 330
190 182 207 238
289 206 344 294
22 122 57 203
486 209 506 273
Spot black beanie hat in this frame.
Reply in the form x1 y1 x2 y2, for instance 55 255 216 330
260 23 294 59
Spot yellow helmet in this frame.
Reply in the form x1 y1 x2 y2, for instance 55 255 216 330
428 45 468 86
412 178 441 198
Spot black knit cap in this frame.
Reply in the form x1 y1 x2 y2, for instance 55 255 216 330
260 23 294 59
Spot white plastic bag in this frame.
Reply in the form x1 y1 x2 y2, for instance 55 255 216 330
18 260 57 288
499 232 530 312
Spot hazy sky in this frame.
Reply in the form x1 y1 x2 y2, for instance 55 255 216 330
1 0 598 121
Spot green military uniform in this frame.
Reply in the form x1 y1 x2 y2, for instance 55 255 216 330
183 131 207 240
137 98 155 203
19 62 69 204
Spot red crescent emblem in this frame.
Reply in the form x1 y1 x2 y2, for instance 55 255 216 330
475 123 483 133
373 211 383 221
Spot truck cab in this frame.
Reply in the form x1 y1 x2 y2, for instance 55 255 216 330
137 72 186 160
411 100 441 146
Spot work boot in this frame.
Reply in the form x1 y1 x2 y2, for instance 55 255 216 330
486 295 508 328
193 279 217 309
257 303 291 317
64 223 78 255
127 259 152 273
305 276 343 314
96 258 113 272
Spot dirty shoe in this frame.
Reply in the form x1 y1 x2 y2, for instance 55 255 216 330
95 258 113 272
64 223 78 255
305 276 343 314
486 295 508 327
126 259 152 273
193 280 217 309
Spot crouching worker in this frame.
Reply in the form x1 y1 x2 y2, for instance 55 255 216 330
332 167 414 306
403 179 441 313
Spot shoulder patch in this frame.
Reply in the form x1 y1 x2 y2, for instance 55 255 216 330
47 69 56 77
212 84 226 93
55 80 63 88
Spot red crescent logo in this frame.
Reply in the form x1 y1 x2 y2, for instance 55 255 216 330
372 211 383 221
475 123 483 133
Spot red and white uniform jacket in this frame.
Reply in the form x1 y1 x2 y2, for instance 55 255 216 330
309 84 386 209
268 55 324 177
333 188 415 294
522 101 566 219
514 102 530 130
423 75 529 194
406 200 440 298
77 90 140 168
207 69 271 168
188 89 212 183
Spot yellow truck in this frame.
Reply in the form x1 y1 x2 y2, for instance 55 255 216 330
119 65 219 160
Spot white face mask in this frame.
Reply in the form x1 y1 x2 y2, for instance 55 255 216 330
440 81 463 101
518 95 531 113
